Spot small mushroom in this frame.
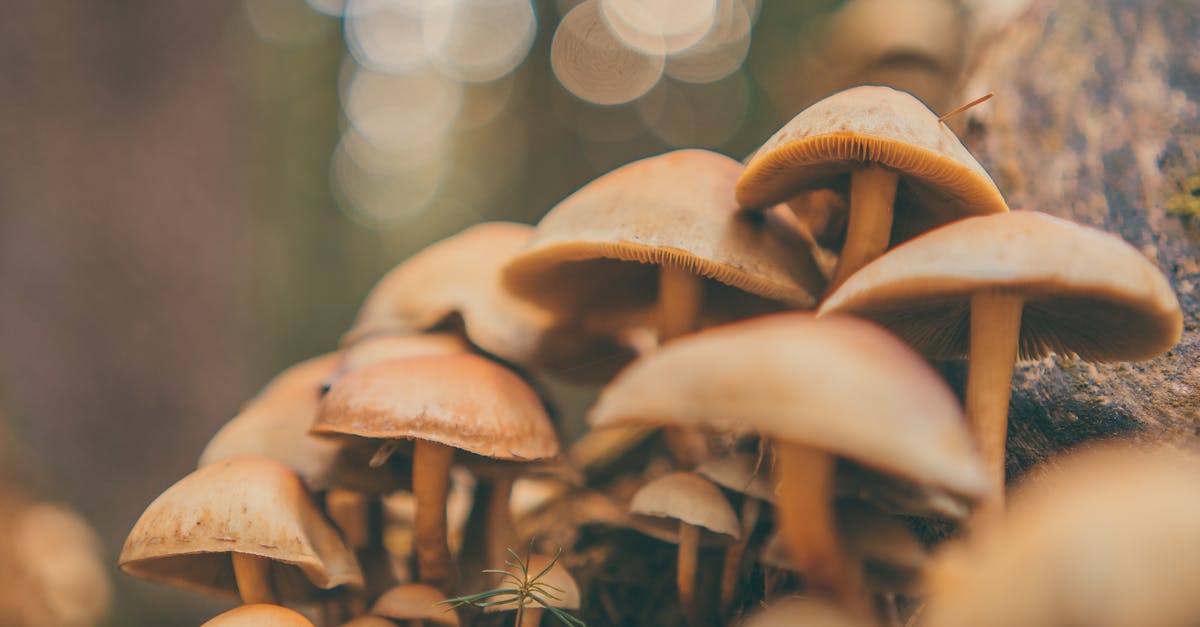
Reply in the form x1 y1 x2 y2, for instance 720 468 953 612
201 604 315 627
922 444 1200 627
590 313 985 610
737 85 1009 286
696 453 773 616
119 456 363 604
739 596 872 627
344 222 630 380
628 472 740 627
483 554 580 627
819 211 1183 523
371 582 460 626
314 354 559 588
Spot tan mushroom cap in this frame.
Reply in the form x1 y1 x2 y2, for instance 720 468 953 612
737 86 1007 239
502 149 825 317
629 472 740 545
819 211 1183 361
696 453 776 502
590 313 987 498
371 583 460 625
199 354 406 494
484 554 581 612
202 604 315 627
314 354 559 462
740 597 871 627
344 222 630 377
923 444 1200 627
119 456 364 601
337 332 471 375
339 617 399 627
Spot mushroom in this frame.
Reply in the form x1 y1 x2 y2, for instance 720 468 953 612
819 211 1183 522
628 471 740 627
695 453 774 616
202 604 315 627
313 354 559 588
922 443 1200 627
590 313 986 609
737 85 1009 286
371 582 460 626
333 332 471 387
119 456 363 604
198 354 412 496
483 554 580 627
343 221 631 381
739 596 872 627
504 148 824 466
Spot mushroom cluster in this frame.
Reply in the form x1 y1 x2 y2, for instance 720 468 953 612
121 85 1187 626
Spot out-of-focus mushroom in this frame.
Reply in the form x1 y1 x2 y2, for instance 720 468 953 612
628 472 739 627
923 443 1200 627
314 354 559 588
820 211 1183 523
739 596 872 627
696 452 773 616
371 583 460 626
344 222 632 380
590 313 985 609
483 554 580 627
202 604 315 627
119 456 364 604
738 85 1008 286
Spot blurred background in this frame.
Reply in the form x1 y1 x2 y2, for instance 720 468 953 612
0 0 1019 624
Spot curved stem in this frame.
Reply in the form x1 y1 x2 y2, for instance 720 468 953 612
678 523 702 627
231 552 275 604
413 439 456 587
830 167 899 288
773 441 863 611
965 290 1024 528
719 496 761 616
658 263 710 467
486 475 515 575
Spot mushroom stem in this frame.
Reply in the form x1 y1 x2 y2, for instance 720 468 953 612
831 167 899 288
413 439 456 587
486 475 515 574
773 441 861 609
719 496 761 616
231 553 275 604
658 264 710 467
325 488 370 550
677 523 702 627
965 290 1024 526
518 606 542 627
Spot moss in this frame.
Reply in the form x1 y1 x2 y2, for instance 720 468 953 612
1166 172 1200 220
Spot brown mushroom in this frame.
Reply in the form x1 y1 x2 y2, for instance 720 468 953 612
120 456 363 604
819 211 1183 523
696 453 773 616
483 554 580 627
202 604 315 627
371 582 460 626
738 85 1008 286
314 354 559 588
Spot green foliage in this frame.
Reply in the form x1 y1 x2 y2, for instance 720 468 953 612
440 541 585 627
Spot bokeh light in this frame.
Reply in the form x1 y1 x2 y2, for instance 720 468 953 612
244 0 329 46
340 63 463 150
664 0 754 83
638 71 748 146
599 0 717 56
552 0 665 105
422 0 538 83
344 1 427 74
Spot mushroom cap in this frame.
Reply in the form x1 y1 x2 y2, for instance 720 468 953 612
695 453 776 502
483 554 581 612
502 149 825 319
590 313 987 498
313 354 559 462
740 597 871 627
344 222 631 379
371 583 459 625
199 354 407 494
819 211 1183 361
202 604 315 627
337 332 471 376
339 617 399 627
737 86 1007 240
119 456 364 601
628 472 740 545
923 444 1200 627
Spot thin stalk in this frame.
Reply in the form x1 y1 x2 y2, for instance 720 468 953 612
831 167 900 288
413 439 456 587
486 475 516 576
677 523 702 627
719 496 761 616
325 488 369 549
658 262 709 467
773 441 863 610
965 290 1024 528
231 552 275 604
519 606 543 627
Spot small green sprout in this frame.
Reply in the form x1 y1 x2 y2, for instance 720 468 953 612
440 541 585 627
